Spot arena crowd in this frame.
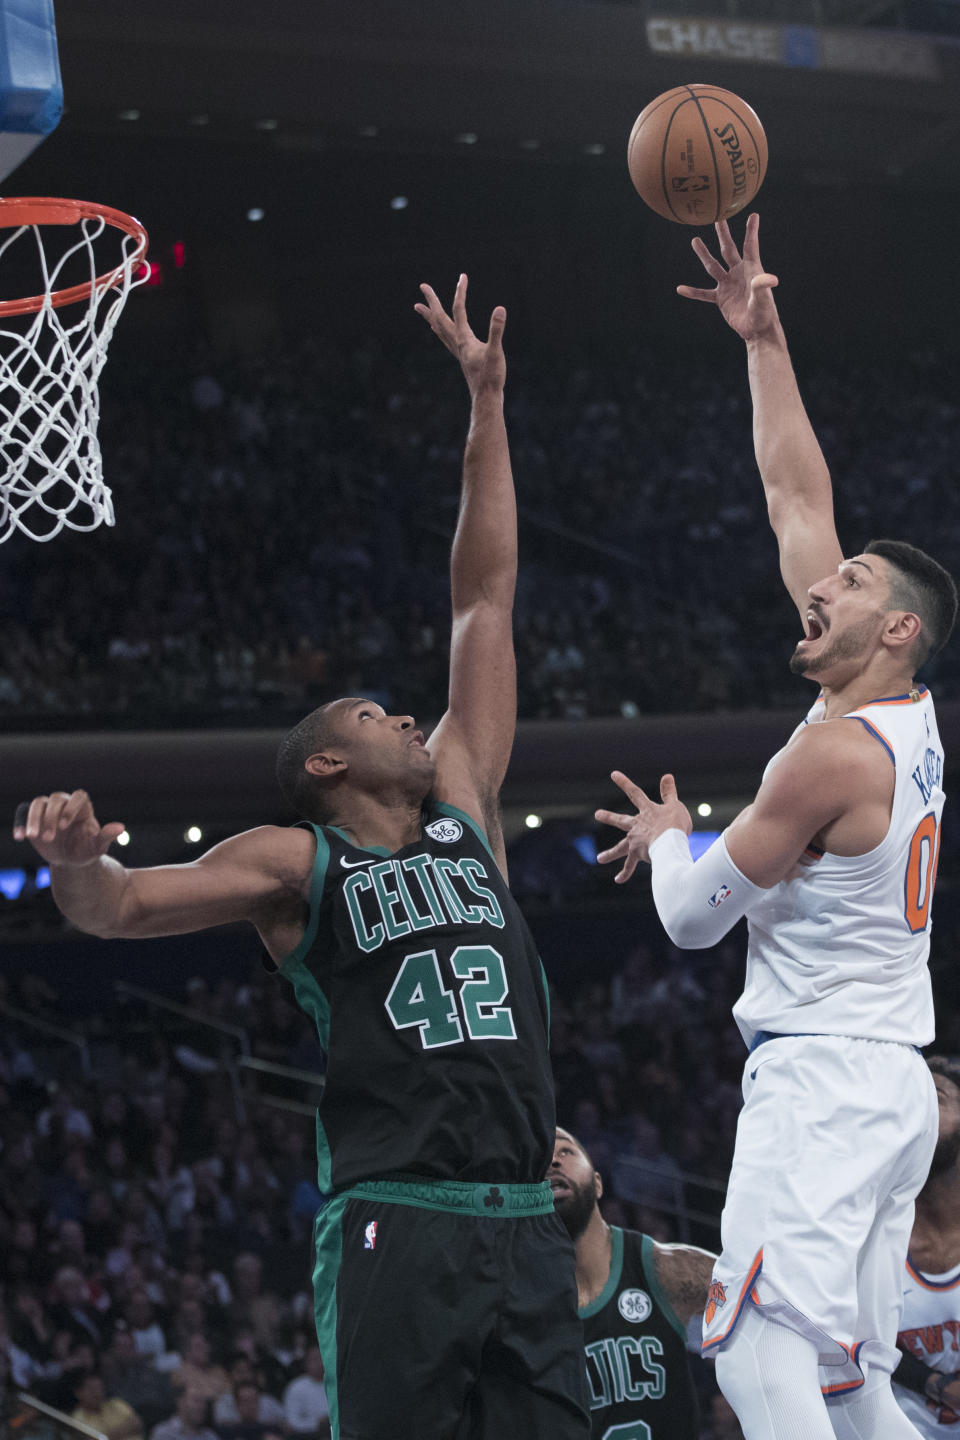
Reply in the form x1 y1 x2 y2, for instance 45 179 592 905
0 335 957 727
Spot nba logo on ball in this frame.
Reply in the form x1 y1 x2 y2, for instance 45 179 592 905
426 818 463 844
364 1221 378 1251
618 1289 653 1323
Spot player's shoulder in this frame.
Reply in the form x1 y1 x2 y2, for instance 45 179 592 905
780 712 895 781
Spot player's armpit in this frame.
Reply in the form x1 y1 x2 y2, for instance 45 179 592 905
651 1242 718 1328
52 824 314 941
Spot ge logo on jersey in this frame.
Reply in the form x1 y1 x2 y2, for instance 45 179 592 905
425 818 463 844
617 1288 652 1323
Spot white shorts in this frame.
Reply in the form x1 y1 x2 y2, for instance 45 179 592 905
702 1033 938 1395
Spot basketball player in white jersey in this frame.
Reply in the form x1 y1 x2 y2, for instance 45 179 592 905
594 213 958 1440
893 1057 960 1432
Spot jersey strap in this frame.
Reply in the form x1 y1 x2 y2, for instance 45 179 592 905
278 823 331 970
579 1225 625 1318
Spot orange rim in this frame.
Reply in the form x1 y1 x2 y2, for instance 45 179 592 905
0 197 149 317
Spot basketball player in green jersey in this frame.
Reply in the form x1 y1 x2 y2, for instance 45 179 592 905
14 277 590 1440
551 1127 716 1440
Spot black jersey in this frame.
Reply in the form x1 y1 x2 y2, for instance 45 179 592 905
277 801 556 1192
580 1228 699 1440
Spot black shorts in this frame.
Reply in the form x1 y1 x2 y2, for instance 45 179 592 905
312 1175 590 1440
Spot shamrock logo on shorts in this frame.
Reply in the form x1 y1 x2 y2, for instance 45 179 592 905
484 1187 505 1210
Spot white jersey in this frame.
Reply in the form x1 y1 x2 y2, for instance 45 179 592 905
895 1253 960 1433
733 685 943 1048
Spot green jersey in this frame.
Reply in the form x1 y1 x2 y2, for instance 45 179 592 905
580 1228 700 1440
278 801 556 1193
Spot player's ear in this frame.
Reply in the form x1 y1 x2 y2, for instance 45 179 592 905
884 610 922 655
305 750 348 779
594 1170 603 1202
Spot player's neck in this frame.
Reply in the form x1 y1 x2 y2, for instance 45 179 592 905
818 667 917 720
574 1209 612 1309
328 794 425 853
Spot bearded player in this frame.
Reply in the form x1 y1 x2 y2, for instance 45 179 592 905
893 1057 960 1432
550 1127 715 1439
14 279 590 1440
595 216 956 1440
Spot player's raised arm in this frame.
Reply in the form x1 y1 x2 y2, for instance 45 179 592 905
414 275 516 873
678 213 843 617
13 789 312 948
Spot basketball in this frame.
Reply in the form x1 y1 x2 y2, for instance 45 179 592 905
627 84 767 226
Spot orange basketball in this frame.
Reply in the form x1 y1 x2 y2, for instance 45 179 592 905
627 85 767 226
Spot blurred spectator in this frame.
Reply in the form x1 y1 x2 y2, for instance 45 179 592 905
227 1257 281 1354
215 1382 280 1440
47 1267 108 1350
213 1356 284 1429
71 1370 144 1440
171 1335 229 1403
102 1330 176 1435
124 1292 168 1364
282 1349 330 1438
150 1387 218 1440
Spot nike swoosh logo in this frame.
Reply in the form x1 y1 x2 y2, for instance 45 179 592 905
340 856 376 869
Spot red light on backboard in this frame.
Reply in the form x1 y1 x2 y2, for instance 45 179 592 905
172 241 186 269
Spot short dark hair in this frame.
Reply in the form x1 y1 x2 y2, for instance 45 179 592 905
275 705 343 822
865 539 958 668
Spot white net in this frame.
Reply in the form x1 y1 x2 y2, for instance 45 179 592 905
0 205 148 543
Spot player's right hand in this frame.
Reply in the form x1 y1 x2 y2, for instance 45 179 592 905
13 791 126 866
414 274 507 398
677 213 780 342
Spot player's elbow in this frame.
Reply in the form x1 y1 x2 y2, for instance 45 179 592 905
660 913 709 949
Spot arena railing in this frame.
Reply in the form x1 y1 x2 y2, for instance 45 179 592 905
0 997 92 1077
235 1053 326 1117
609 1154 726 1240
113 979 251 1055
15 1394 108 1440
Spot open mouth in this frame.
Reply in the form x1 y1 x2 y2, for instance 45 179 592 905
804 610 825 642
408 730 426 748
549 1176 571 1197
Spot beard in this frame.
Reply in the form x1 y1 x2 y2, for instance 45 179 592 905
789 612 885 678
926 1128 960 1181
554 1179 598 1242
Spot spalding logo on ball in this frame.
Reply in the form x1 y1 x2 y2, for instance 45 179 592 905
628 84 767 225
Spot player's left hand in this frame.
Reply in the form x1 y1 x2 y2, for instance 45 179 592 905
415 274 506 398
595 771 692 884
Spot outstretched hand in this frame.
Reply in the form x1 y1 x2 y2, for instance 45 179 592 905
415 274 506 397
13 790 126 866
677 213 780 343
595 771 692 884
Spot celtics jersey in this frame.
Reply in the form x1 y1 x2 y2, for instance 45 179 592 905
277 801 555 1193
580 1228 699 1440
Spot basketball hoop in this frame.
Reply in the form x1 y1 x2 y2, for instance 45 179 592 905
0 197 149 543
